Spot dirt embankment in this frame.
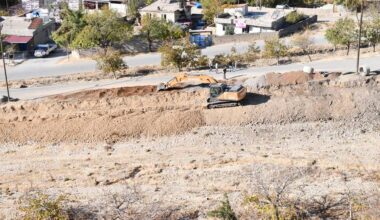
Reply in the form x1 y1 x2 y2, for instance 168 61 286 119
0 72 379 144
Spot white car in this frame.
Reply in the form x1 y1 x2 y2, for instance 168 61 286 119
34 44 57 58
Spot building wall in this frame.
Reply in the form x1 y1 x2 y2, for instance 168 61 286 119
109 2 127 16
140 11 177 23
234 27 243 35
68 0 82 10
224 5 248 16
215 23 225 36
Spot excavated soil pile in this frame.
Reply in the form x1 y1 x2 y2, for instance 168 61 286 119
55 85 157 100
0 73 379 144
0 85 207 144
244 71 341 89
266 71 340 86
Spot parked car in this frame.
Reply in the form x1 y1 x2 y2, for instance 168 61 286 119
34 44 57 58
276 4 290 9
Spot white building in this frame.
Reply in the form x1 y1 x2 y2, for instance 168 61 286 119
83 0 127 16
214 4 293 36
139 0 190 23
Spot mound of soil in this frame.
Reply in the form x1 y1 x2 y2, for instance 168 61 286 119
0 73 378 144
245 71 341 89
266 71 340 87
55 85 157 100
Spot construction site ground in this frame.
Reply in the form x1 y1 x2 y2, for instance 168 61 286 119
0 71 379 219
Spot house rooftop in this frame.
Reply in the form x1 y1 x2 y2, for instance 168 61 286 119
140 0 184 13
1 16 35 36
215 7 292 28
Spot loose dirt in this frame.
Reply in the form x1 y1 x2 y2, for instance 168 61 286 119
1 71 379 219
0 72 379 144
54 85 158 100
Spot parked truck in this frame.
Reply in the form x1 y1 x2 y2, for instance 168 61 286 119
34 44 57 58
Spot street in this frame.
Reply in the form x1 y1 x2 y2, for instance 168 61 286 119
0 35 329 81
1 53 379 100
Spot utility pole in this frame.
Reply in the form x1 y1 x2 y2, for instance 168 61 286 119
356 0 364 73
0 25 10 102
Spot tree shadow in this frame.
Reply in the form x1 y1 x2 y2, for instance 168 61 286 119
160 83 211 91
118 67 157 78
241 92 270 106
0 96 19 103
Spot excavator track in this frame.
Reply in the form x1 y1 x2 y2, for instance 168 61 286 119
207 100 240 109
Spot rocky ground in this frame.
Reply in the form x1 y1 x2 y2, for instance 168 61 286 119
0 71 379 219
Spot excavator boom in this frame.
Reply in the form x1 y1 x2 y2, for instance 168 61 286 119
157 73 247 109
157 73 218 91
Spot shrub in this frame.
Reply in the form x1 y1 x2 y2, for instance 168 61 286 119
285 11 306 24
213 54 230 67
243 42 261 63
19 192 68 220
263 38 288 65
225 25 235 35
208 194 237 220
95 48 126 78
195 55 210 68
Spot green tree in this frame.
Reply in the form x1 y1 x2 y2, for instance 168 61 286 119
52 3 86 51
208 194 238 220
165 22 185 42
141 15 168 52
263 38 288 65
325 18 356 55
325 27 340 51
201 0 222 25
363 14 380 52
127 0 140 20
144 0 155 5
95 48 125 78
141 15 183 52
159 40 201 71
71 9 132 50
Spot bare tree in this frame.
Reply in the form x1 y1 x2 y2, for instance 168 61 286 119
245 167 311 220
99 184 141 220
292 31 313 62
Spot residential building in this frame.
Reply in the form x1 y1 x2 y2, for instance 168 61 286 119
82 0 130 16
214 4 293 36
0 15 55 52
139 0 190 23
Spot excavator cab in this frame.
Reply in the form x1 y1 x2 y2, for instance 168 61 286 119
207 83 247 109
209 84 224 98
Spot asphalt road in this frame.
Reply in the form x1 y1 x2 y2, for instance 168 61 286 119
0 35 328 82
1 43 244 81
2 53 379 100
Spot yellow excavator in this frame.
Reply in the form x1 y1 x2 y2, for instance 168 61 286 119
157 73 247 108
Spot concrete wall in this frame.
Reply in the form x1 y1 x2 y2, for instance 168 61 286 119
213 15 317 45
213 32 278 45
296 7 348 21
109 2 127 16
278 15 318 37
